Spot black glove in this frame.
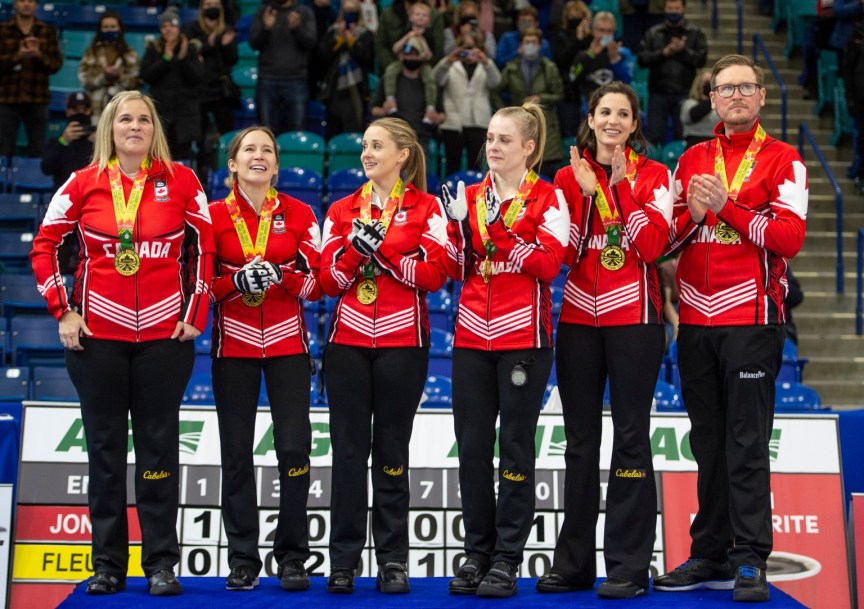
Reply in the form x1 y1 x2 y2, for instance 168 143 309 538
351 218 387 256
256 261 283 287
484 186 501 225
232 256 269 294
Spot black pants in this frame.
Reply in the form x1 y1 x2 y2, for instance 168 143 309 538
439 127 487 176
66 337 193 578
677 324 784 570
551 323 664 588
325 344 428 568
452 347 553 566
213 355 312 571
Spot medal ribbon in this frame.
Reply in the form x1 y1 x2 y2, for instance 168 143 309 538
593 185 623 246
713 124 766 202
224 186 280 261
475 170 538 258
624 148 639 187
358 179 404 279
107 156 151 251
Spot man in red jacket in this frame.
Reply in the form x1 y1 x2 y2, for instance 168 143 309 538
653 54 808 603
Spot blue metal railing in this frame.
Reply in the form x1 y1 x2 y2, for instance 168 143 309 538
753 33 788 142
798 121 845 294
857 228 864 334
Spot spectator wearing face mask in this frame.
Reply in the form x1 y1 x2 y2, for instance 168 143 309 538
493 27 565 173
444 0 497 60
636 0 707 146
78 11 141 120
566 11 633 136
372 34 443 154
495 6 553 69
377 0 445 72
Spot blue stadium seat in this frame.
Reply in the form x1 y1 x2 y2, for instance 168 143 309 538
326 168 366 205
427 289 452 331
814 50 838 116
653 380 684 411
660 140 686 171
426 172 440 195
195 313 213 355
124 32 155 58
1 273 51 318
422 374 452 408
774 381 824 412
306 99 327 138
549 285 564 315
60 29 93 60
0 192 42 232
0 367 29 402
444 170 485 193
57 5 105 29
116 5 161 32
208 167 231 200
0 232 35 272
10 315 64 367
183 372 214 404
276 131 326 176
429 327 453 357
277 167 323 210
32 366 78 402
327 132 363 173
9 157 53 193
231 65 258 99
49 61 83 93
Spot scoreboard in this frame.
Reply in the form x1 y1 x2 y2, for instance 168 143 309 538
9 404 853 609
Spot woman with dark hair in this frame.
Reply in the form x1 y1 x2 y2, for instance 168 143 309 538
319 117 448 595
440 101 569 598
30 90 214 597
537 81 672 599
317 0 375 140
78 11 141 118
185 0 239 173
209 125 321 592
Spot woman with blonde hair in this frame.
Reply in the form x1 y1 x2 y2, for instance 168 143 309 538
30 90 214 597
320 117 448 595
440 101 569 597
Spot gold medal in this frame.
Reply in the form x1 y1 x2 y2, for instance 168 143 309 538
714 220 739 244
481 258 492 284
114 249 140 276
242 292 265 307
600 245 625 271
356 278 378 304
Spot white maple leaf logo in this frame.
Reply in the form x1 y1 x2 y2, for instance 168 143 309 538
307 220 322 251
776 160 808 220
673 177 684 199
652 176 674 224
426 209 448 246
42 192 74 225
194 189 212 222
320 216 336 248
547 191 571 247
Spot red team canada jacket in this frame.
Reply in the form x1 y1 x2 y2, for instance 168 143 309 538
445 174 569 351
669 121 808 326
554 148 673 326
209 187 322 358
30 160 214 340
319 184 448 348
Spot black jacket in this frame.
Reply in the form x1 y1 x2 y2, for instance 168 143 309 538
637 19 707 96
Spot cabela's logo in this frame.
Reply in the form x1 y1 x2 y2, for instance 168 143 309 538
383 465 404 477
287 463 309 477
502 469 526 482
143 470 170 480
615 468 647 479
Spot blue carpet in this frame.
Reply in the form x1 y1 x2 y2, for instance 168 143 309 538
57 577 807 608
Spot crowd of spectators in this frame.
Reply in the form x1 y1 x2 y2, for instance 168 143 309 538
1 0 715 179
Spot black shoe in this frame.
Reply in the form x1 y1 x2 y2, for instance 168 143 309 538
597 577 647 599
278 560 310 591
449 558 488 594
147 570 182 596
377 561 410 594
476 560 518 598
86 572 126 595
327 568 355 593
535 571 593 593
733 565 769 602
225 565 259 591
653 558 734 591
